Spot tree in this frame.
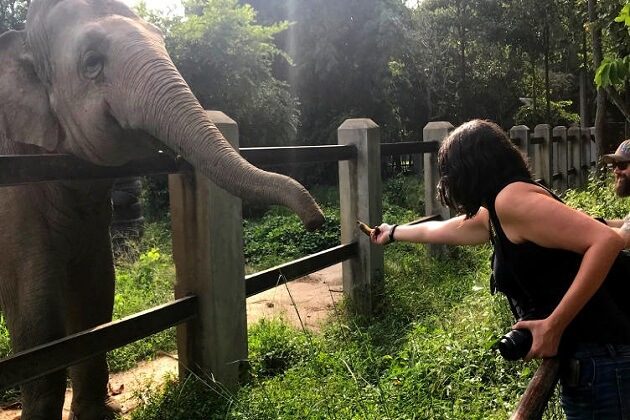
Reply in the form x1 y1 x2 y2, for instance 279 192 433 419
595 2 630 123
0 0 28 33
140 0 300 147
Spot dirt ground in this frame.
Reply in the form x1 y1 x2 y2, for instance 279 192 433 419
0 263 343 420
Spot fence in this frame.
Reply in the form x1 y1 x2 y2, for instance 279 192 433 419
509 124 597 192
0 114 596 418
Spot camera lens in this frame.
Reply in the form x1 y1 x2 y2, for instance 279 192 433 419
498 329 532 361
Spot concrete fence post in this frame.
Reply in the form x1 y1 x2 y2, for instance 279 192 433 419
510 125 531 161
338 119 384 315
423 122 452 256
551 126 568 193
567 126 582 188
533 124 553 186
168 111 247 390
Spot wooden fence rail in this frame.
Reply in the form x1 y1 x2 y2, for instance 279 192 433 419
0 296 198 390
0 116 595 417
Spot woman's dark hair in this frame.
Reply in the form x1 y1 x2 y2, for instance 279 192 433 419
437 119 532 218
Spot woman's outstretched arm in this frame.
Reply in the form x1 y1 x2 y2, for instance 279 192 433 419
371 208 491 246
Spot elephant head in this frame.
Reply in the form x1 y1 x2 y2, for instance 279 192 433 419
0 0 324 230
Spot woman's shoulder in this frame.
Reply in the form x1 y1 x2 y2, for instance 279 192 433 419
494 182 554 242
495 181 549 208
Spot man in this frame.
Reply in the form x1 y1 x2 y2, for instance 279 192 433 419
602 138 630 245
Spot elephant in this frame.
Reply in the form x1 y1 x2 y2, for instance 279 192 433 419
0 0 325 418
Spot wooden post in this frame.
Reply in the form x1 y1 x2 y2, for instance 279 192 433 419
423 122 452 256
510 358 560 420
533 124 553 186
567 126 582 188
338 119 384 315
581 128 592 179
510 125 531 160
551 126 568 193
589 126 598 167
168 111 247 390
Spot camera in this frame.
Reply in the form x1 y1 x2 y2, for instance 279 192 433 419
497 328 532 361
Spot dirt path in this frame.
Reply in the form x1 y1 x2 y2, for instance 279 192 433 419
0 263 343 419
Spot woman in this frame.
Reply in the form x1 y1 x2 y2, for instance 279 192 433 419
371 120 630 417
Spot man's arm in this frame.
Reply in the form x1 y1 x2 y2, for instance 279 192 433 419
612 213 630 247
607 219 624 228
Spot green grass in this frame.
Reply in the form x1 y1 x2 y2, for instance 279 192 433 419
131 174 630 419
128 174 531 419
108 222 177 372
563 173 630 219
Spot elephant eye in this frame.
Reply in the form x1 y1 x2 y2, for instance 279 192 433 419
82 50 104 79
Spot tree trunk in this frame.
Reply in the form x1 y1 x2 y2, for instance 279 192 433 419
544 22 551 122
532 58 538 113
588 0 609 164
579 24 589 127
457 0 466 121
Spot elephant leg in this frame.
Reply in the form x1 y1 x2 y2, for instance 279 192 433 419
65 236 120 420
0 266 67 420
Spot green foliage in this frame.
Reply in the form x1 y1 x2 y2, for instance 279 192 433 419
141 175 170 223
140 0 299 147
108 222 177 372
0 314 10 359
617 2 630 26
243 206 340 272
0 0 27 33
595 56 630 90
563 173 630 219
382 173 425 214
514 99 580 127
595 2 630 90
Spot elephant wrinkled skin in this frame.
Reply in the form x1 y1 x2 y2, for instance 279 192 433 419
0 0 324 418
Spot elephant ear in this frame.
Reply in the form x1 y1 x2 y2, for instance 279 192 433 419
0 30 59 152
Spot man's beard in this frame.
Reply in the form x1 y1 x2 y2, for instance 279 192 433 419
616 173 630 197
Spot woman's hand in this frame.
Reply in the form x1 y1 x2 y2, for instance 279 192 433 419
369 214 491 246
370 223 394 245
512 318 562 361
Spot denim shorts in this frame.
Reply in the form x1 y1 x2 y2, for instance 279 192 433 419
560 343 630 419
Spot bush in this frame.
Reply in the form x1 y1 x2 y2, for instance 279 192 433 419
514 99 579 128
383 172 425 214
244 206 340 272
563 173 630 219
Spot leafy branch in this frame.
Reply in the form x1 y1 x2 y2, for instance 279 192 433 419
594 2 630 123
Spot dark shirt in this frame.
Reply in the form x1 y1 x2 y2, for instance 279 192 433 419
487 180 630 351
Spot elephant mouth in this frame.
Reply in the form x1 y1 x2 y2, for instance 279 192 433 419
57 102 161 166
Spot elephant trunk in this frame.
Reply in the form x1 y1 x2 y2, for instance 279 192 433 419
112 49 324 230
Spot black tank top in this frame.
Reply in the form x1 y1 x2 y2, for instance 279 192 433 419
487 179 630 349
